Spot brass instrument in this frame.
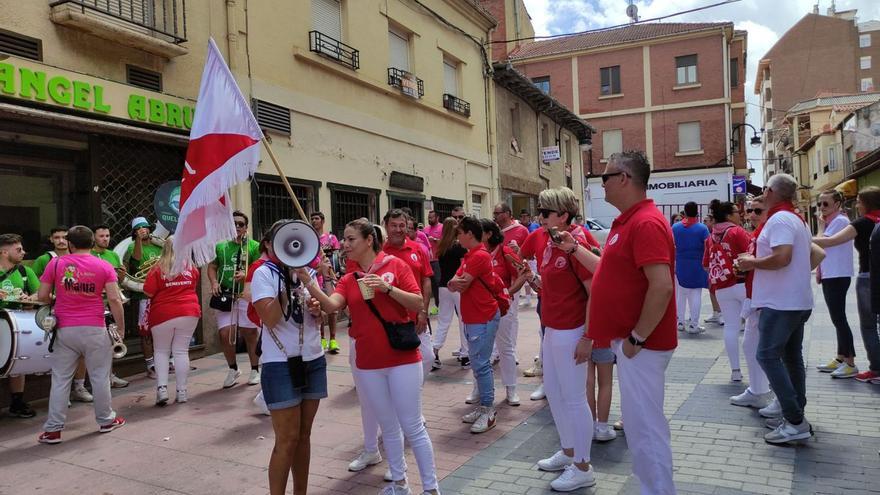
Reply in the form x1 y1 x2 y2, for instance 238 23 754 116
229 235 250 346
106 311 127 359
121 256 160 293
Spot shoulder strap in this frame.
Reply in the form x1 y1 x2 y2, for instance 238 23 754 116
354 272 388 325
0 266 16 284
17 265 31 295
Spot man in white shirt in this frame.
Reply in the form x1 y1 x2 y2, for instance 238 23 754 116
736 173 818 445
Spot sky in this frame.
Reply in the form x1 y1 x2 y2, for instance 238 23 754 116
521 0 880 184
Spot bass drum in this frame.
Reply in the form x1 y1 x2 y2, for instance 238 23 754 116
0 309 52 378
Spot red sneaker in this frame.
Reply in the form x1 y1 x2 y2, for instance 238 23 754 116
99 416 126 433
854 370 879 383
38 431 62 444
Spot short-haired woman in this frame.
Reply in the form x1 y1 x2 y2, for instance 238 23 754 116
447 216 502 433
299 219 440 495
143 237 201 406
252 220 326 495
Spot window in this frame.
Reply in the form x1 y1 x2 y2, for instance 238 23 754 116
312 0 342 40
675 54 698 85
862 78 875 92
861 33 872 48
730 58 739 87
765 108 772 125
677 122 701 152
862 56 872 70
600 66 621 95
532 76 550 94
827 146 839 171
329 184 379 239
510 104 521 153
252 175 318 239
541 123 550 147
443 58 458 96
388 26 410 71
602 129 622 159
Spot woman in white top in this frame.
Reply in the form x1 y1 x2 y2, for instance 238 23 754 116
251 220 325 495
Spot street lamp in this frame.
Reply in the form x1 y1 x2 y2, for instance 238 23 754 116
731 123 762 148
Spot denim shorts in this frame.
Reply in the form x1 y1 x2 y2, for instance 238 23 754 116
591 347 615 364
260 356 328 410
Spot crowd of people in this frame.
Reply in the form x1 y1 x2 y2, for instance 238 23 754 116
3 149 880 495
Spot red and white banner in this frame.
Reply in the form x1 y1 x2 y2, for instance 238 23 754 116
174 38 264 273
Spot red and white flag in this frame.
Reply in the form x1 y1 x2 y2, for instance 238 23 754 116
174 38 264 273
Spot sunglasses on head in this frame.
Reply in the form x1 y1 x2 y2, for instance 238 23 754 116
538 208 558 217
601 171 628 183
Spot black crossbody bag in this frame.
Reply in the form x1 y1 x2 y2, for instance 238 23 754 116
355 273 420 350
209 243 242 311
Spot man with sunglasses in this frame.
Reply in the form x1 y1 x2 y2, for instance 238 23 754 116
209 211 262 389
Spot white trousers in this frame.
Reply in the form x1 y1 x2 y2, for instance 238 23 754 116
434 287 467 356
420 330 433 381
675 284 702 324
741 299 771 395
358 362 437 491
350 341 382 453
495 293 520 387
44 326 115 432
715 284 746 371
151 316 198 392
543 327 593 463
612 339 675 495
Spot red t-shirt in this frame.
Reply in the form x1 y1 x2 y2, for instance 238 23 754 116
587 199 677 351
335 253 422 370
456 246 499 323
143 266 201 328
745 229 759 298
502 222 529 248
702 224 750 291
490 244 520 288
382 239 433 318
533 226 594 330
245 258 268 327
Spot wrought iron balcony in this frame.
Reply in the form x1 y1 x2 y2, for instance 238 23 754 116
388 67 424 99
309 31 359 70
50 0 187 44
442 93 470 117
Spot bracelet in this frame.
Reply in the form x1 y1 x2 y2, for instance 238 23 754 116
385 285 393 294
565 245 578 255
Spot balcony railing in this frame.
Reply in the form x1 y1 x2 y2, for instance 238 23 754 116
309 31 359 71
49 0 187 44
388 67 424 99
442 93 470 117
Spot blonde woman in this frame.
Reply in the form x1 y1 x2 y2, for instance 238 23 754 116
143 237 201 405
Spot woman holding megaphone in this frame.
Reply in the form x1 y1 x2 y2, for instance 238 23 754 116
297 218 441 495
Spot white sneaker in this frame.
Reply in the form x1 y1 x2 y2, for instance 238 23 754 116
730 369 743 382
110 374 129 388
764 418 813 444
686 323 705 335
223 369 241 389
729 389 772 409
470 406 496 434
593 424 617 442
550 464 596 492
505 386 520 406
383 466 405 482
247 369 261 385
253 392 270 415
465 385 480 404
523 360 543 377
71 385 93 403
176 390 187 403
461 407 482 424
530 383 546 401
537 450 573 472
830 363 859 379
156 386 169 406
379 482 412 495
677 321 685 332
348 450 382 472
705 312 722 325
759 398 782 418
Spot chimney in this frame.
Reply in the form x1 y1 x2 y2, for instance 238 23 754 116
813 3 819 15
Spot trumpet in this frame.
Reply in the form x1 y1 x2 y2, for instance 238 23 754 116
106 312 127 359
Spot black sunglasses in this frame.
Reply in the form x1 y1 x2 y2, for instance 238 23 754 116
601 171 628 183
538 208 558 217
234 221 247 228
818 201 834 207
746 208 764 215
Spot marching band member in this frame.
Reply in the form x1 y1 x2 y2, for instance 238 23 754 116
37 226 126 444
310 211 342 354
0 233 39 418
299 218 440 495
93 225 129 389
252 220 326 495
127 217 162 378
208 211 261 388
143 237 201 406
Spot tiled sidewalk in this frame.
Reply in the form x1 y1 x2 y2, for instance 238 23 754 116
1 286 879 495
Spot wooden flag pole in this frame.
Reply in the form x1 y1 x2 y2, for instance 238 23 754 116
261 137 308 221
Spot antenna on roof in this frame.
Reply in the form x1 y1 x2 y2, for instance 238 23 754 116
626 1 639 23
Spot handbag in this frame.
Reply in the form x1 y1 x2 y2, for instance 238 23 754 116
355 273 420 350
210 242 242 311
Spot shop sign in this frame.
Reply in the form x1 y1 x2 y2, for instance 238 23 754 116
541 146 560 162
0 56 195 130
732 175 747 195
154 181 182 233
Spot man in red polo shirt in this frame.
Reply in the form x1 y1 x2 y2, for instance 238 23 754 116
573 150 677 494
382 209 434 376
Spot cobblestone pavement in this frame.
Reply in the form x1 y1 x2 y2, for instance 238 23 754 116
1 285 878 495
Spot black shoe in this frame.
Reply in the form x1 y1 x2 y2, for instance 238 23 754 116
460 357 471 369
8 402 36 418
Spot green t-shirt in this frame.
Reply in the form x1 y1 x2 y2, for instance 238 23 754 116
0 264 40 309
92 249 122 269
31 252 61 277
125 242 163 300
214 239 260 293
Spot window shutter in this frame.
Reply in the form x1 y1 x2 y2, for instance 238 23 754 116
444 60 457 96
602 129 622 158
676 55 697 68
678 122 701 152
389 28 409 71
312 0 342 40
611 66 621 94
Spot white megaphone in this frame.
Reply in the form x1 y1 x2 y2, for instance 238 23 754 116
271 220 321 268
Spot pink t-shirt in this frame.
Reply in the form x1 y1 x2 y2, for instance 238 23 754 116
40 254 117 329
319 232 340 250
423 223 443 260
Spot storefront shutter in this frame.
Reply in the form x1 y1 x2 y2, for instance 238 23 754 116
312 0 342 40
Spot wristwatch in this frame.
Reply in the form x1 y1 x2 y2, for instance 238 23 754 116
385 285 393 295
628 330 646 347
